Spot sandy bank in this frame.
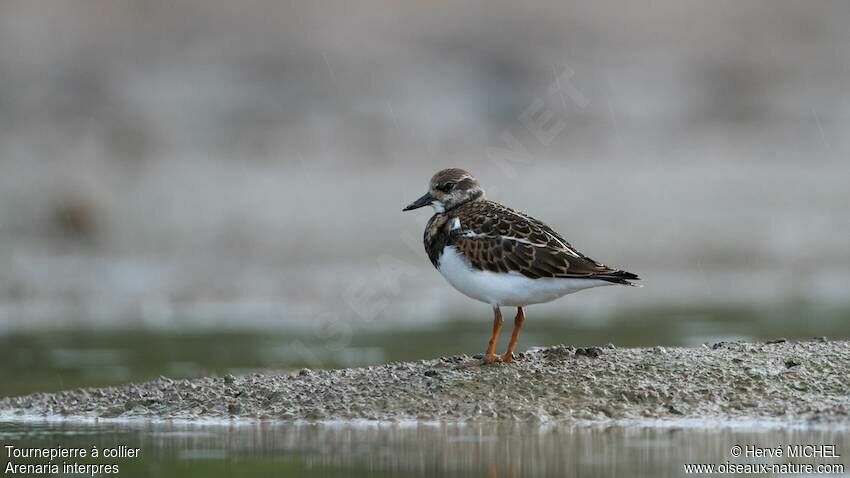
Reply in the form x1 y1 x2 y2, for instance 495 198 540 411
2 340 848 422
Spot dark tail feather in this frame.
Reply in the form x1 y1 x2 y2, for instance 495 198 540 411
597 270 641 286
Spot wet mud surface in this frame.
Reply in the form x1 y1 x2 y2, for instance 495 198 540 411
2 340 848 423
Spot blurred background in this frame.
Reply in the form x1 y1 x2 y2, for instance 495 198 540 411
1 0 849 395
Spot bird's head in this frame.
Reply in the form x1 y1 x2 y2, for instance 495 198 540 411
403 168 485 213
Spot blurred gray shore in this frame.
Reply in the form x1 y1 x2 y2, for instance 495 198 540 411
2 1 850 334
2 340 848 422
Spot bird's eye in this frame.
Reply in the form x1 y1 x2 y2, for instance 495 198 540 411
437 182 455 193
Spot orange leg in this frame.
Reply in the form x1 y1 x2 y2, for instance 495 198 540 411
483 306 504 364
502 306 525 363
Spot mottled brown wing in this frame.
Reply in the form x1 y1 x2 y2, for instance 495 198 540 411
450 200 631 281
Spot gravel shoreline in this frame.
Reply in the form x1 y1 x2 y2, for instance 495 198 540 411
2 340 849 422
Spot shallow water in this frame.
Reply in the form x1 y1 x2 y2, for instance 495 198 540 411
3 307 849 477
1 419 848 477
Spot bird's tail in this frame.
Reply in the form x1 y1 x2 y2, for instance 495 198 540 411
597 270 641 287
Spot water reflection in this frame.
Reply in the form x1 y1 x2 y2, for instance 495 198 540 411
1 420 847 477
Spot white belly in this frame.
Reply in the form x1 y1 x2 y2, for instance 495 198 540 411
437 246 611 306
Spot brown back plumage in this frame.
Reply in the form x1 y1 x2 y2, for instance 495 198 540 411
426 199 639 284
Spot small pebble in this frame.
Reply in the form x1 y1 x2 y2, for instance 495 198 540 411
575 347 602 358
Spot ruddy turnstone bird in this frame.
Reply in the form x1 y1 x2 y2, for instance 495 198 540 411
403 168 639 364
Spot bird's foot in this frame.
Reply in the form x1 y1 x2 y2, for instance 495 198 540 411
457 354 502 368
482 353 502 364
501 352 515 363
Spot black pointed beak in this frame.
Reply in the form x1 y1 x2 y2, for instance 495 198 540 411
403 192 434 211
